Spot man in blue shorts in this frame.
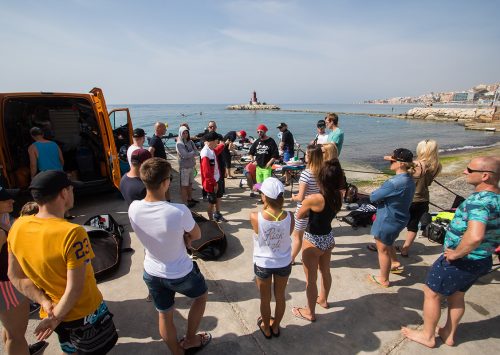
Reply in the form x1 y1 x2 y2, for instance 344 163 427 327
402 156 499 348
128 158 211 354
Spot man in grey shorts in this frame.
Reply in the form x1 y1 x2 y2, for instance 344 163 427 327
128 158 211 354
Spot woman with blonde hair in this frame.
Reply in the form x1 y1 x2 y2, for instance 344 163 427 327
368 148 416 288
290 145 323 264
321 142 338 161
397 139 441 257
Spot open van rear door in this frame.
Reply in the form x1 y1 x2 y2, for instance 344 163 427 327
90 88 121 189
108 108 133 145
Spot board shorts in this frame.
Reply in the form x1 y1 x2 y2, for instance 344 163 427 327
256 166 272 183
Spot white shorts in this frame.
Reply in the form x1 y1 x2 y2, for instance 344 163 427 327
180 168 194 187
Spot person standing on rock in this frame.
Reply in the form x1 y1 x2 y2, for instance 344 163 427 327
402 156 499 348
325 113 344 156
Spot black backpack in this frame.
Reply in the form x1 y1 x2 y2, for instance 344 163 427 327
83 214 131 281
344 184 359 204
188 212 227 260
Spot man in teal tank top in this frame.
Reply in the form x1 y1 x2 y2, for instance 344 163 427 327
28 127 64 178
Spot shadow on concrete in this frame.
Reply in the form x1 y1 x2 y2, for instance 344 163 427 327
454 315 500 346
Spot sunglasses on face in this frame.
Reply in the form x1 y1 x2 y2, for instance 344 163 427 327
257 130 265 133
466 166 496 174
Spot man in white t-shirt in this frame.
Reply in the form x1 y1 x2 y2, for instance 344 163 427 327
126 128 146 167
311 119 329 145
128 158 211 354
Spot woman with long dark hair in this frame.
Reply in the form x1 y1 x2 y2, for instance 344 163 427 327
291 160 344 322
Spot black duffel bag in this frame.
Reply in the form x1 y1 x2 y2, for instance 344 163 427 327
188 212 227 260
423 217 450 245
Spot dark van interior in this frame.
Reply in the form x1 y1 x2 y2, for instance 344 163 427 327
3 96 129 190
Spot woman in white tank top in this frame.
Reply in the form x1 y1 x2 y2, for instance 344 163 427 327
250 178 294 339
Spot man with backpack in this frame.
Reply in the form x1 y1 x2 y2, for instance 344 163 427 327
8 171 118 354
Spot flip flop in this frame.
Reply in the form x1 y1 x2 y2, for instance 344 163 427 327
291 307 316 322
395 245 409 257
183 332 212 354
366 244 377 252
316 298 330 309
390 266 405 274
368 274 389 288
269 316 280 337
257 317 272 339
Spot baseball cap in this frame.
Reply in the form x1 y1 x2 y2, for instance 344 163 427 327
317 120 326 128
384 148 414 163
29 170 83 195
238 130 247 138
133 128 146 138
276 122 287 129
257 124 268 132
131 148 152 165
0 186 19 201
260 177 284 199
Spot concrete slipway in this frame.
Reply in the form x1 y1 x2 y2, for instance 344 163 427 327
5 163 499 355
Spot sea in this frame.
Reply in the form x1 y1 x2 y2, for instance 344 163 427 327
108 103 499 170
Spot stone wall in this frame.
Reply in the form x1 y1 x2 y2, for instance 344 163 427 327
406 107 495 122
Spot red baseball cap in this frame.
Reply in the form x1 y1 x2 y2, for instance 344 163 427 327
257 124 268 132
238 130 247 138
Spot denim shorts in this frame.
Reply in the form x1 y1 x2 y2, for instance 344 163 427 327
254 263 292 280
425 254 492 296
143 261 208 312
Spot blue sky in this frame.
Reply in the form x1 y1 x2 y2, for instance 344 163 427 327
1 0 499 104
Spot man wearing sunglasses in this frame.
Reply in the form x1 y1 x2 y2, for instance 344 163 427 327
248 124 279 184
402 156 499 348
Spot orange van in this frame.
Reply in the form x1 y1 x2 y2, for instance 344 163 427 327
0 88 133 191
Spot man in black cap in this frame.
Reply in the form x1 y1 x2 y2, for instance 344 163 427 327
8 171 118 354
277 122 295 185
311 120 328 145
120 148 152 206
127 128 146 167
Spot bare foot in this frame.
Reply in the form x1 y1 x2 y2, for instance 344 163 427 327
436 327 455 346
401 327 436 348
316 297 329 309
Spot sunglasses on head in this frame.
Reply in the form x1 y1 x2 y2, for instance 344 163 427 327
466 166 496 174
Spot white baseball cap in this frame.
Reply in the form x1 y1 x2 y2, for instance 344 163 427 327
260 177 284 199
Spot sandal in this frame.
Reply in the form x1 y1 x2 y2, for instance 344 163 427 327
366 244 377 252
291 307 316 322
368 274 389 288
390 266 405 274
257 317 272 339
182 332 212 354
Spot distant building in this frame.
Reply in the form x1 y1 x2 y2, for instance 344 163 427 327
440 93 454 103
452 92 468 102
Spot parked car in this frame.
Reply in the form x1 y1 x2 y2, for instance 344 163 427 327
0 88 133 192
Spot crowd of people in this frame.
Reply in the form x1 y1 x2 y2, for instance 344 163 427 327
0 111 498 354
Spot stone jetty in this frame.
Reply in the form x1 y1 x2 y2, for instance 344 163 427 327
226 90 280 110
226 103 280 110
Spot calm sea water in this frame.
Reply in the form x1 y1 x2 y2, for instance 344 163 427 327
108 103 499 170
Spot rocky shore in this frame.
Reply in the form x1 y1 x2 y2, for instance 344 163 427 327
404 107 500 132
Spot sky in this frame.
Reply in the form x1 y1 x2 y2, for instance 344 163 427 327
1 0 499 104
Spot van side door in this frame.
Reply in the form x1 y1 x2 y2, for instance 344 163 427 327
108 108 133 174
89 88 122 189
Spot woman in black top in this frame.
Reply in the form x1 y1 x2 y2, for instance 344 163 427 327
291 160 343 322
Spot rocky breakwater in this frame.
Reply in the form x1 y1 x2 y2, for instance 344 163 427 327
226 104 280 110
405 107 499 132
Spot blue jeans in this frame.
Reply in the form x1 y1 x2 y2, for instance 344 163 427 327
143 262 208 312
